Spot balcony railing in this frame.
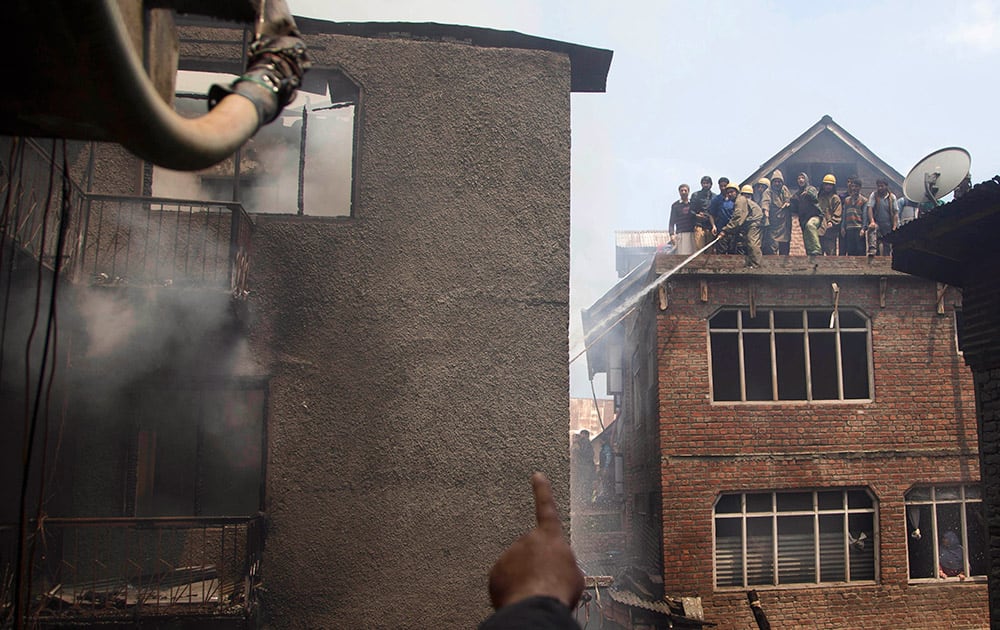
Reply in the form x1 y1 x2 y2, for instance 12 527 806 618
1 516 264 625
80 194 254 294
1 138 255 295
0 138 87 273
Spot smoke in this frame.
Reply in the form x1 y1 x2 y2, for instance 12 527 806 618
154 75 355 218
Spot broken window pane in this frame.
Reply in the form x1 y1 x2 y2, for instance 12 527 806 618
711 332 740 401
905 485 986 581
847 512 876 581
710 310 738 329
772 310 803 329
742 309 769 329
776 492 812 512
743 332 773 400
775 333 807 400
841 332 870 399
710 308 871 402
808 333 838 400
153 69 358 217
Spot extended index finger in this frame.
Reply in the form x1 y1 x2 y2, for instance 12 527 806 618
531 472 563 535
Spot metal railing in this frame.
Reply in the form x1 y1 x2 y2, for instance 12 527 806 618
80 194 254 294
1 516 264 625
0 138 88 273
1 138 255 295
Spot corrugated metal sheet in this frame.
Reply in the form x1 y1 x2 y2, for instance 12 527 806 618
615 230 671 248
608 588 674 615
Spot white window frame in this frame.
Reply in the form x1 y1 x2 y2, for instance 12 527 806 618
904 484 986 583
708 308 874 403
713 489 878 589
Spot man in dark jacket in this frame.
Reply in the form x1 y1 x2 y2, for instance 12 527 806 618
841 176 867 256
688 176 715 249
817 174 842 256
791 172 822 256
765 169 793 255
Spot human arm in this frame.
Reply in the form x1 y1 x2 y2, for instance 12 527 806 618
720 196 748 235
829 194 842 227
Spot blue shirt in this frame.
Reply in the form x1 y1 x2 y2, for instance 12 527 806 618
710 194 735 226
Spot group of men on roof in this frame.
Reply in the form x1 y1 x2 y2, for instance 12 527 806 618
668 172 944 267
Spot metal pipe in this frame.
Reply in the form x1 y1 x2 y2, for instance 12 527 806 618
73 0 308 171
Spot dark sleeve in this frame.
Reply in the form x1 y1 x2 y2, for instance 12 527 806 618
478 597 580 630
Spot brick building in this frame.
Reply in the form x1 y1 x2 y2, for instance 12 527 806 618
579 119 986 628
0 12 611 629
582 255 985 628
888 176 1000 627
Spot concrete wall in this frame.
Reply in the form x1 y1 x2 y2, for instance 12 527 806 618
614 256 985 629
244 33 573 627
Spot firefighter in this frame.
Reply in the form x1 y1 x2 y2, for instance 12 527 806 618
817 174 843 255
717 184 764 268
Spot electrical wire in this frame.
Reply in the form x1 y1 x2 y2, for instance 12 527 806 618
12 139 69 630
0 138 27 388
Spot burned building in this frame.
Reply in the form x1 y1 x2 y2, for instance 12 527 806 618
1 12 611 629
887 176 1000 627
579 123 987 628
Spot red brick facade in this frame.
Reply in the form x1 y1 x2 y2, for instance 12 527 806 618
613 255 986 629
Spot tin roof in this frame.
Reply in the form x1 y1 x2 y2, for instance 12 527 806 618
887 176 1000 287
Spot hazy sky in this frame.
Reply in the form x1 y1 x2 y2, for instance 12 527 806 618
291 0 1000 398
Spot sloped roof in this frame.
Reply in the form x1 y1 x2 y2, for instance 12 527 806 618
741 115 904 191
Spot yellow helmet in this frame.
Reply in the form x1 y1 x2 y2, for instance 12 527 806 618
725 182 740 192
822 174 837 185
740 184 754 195
756 177 770 187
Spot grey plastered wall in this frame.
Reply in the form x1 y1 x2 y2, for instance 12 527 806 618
247 33 573 627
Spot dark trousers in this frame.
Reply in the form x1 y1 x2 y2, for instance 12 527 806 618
843 228 865 256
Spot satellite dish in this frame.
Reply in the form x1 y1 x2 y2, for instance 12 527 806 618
902 147 971 203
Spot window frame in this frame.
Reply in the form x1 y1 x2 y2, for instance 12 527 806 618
150 65 362 218
712 488 879 590
904 484 986 583
707 307 874 404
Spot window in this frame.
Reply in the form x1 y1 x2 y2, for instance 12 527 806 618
709 308 872 402
128 384 266 517
905 485 987 581
152 68 359 216
714 489 876 588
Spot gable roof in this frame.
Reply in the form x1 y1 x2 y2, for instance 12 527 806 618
741 115 904 191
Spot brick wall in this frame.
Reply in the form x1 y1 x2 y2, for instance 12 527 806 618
613 257 985 628
959 263 1000 628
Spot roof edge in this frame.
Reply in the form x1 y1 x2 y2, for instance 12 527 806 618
292 18 613 93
